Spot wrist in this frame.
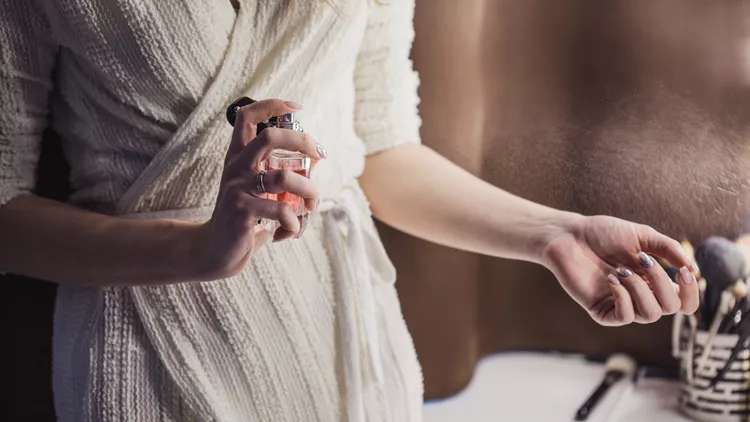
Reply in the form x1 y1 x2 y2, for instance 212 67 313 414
179 219 251 282
175 221 213 282
527 208 585 266
131 218 207 284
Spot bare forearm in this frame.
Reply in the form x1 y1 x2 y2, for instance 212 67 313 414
360 144 580 264
0 195 200 286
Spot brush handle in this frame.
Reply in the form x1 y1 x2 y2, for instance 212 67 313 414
685 314 698 384
703 287 724 329
574 371 624 421
718 297 746 333
708 316 750 389
696 291 735 372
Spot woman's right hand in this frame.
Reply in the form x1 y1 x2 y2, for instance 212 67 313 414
189 99 326 280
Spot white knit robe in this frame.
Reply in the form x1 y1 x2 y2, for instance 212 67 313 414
0 0 424 420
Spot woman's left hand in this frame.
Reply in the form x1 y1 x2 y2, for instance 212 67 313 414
542 215 700 326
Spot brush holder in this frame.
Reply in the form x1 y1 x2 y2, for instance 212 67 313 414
673 314 750 422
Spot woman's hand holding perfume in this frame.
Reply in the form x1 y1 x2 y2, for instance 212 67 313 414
190 99 326 280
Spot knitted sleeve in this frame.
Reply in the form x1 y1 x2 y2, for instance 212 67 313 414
0 0 58 206
354 0 422 156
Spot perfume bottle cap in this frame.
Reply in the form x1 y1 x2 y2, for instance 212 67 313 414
278 113 295 123
226 98 302 132
276 113 302 132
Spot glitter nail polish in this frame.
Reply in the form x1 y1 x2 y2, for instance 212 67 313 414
637 252 655 268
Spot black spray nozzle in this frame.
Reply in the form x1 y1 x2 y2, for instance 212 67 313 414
226 97 283 129
226 97 255 127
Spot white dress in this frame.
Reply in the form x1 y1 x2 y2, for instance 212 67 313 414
0 0 424 421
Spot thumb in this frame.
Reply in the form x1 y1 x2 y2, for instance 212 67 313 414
251 224 272 253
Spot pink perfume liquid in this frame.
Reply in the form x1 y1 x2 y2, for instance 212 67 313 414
262 150 311 237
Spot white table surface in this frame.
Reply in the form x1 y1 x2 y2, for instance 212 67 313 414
423 353 693 422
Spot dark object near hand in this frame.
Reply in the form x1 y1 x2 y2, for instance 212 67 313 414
225 96 274 134
695 237 748 328
664 265 679 283
226 96 255 127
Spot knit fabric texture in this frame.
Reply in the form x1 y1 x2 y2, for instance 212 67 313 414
0 0 424 420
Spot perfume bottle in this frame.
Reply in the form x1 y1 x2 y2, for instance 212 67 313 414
226 97 312 238
259 113 311 238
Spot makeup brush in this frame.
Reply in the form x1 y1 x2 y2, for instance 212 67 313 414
694 237 748 328
719 281 748 333
681 238 696 262
684 313 699 384
664 265 679 283
698 277 707 325
696 281 744 372
709 313 750 389
735 234 750 263
574 354 637 421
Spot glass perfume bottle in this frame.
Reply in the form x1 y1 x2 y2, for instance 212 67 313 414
259 113 311 238
225 97 312 238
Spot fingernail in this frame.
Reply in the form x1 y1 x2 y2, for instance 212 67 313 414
679 266 694 285
616 267 633 278
284 100 303 109
608 274 621 286
316 143 328 159
637 252 655 268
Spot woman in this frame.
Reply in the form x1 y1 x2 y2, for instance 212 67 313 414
0 0 698 421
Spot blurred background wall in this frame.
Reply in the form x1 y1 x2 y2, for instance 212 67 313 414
390 0 750 400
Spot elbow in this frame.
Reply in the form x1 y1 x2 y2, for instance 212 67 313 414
359 153 393 221
359 143 424 224
359 174 387 221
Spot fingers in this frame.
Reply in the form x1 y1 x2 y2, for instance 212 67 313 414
273 227 298 242
226 99 304 159
245 169 319 211
612 267 664 323
232 127 325 171
250 198 301 235
632 225 701 317
607 275 635 325
634 252 682 315
251 225 273 253
639 225 698 273
608 252 699 324
218 182 303 245
676 265 700 314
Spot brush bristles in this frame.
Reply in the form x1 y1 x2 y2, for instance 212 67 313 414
734 280 748 298
605 354 637 375
682 239 695 262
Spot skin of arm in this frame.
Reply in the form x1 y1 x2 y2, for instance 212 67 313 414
0 136 697 328
359 143 701 326
0 195 203 286
0 143 561 287
0 101 322 287
0 143 560 287
359 143 579 265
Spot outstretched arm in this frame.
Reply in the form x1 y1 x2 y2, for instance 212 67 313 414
361 144 569 264
360 143 700 326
